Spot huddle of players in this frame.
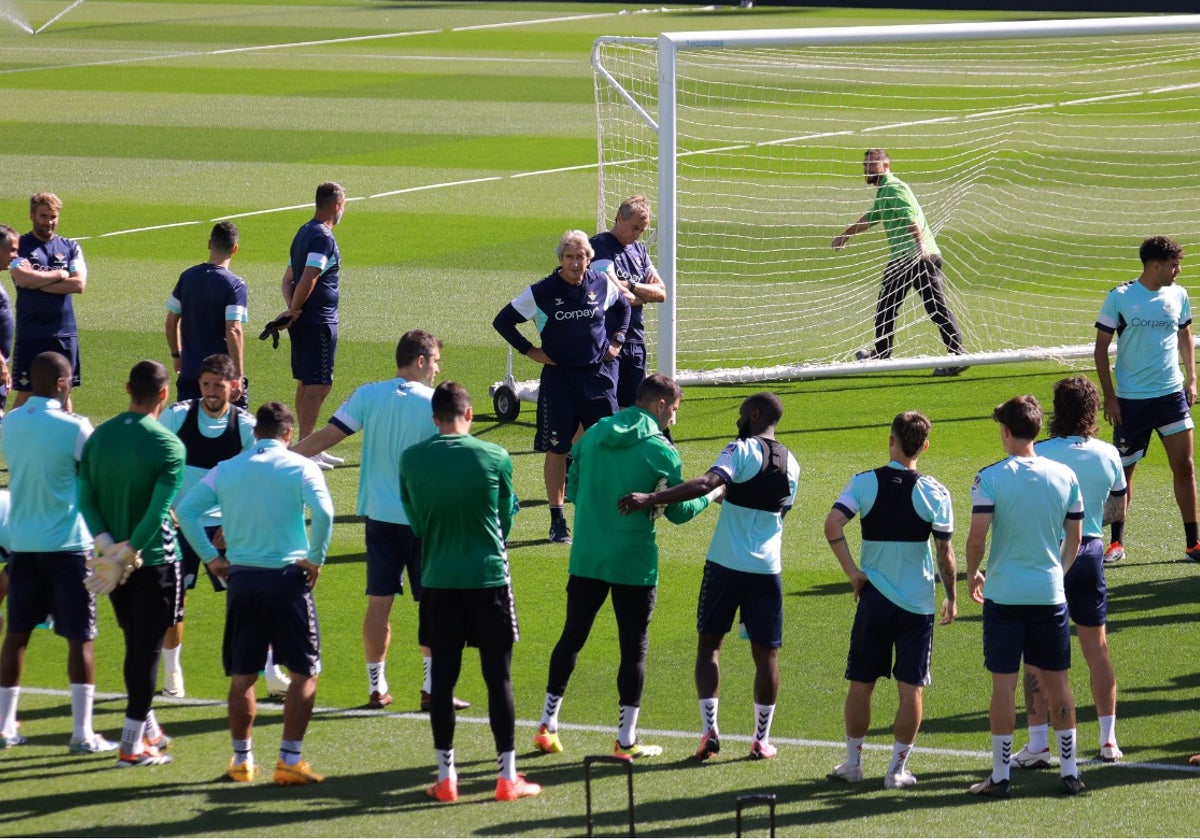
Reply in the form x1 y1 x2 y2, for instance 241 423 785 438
0 183 1192 799
494 231 1197 800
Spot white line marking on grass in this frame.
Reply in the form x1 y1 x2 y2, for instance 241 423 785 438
452 12 624 32
26 686 1200 773
70 172 576 241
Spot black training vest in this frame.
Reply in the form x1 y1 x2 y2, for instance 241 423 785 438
860 466 932 543
175 400 243 469
723 436 792 513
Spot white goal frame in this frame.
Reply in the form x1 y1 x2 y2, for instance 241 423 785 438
593 14 1200 385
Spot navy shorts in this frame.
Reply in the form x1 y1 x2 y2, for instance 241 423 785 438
615 343 647 409
845 582 934 686
535 363 617 454
982 599 1070 674
365 519 422 600
7 551 94 640
223 565 321 678
1114 390 1193 467
696 560 783 649
1064 536 1107 627
177 523 227 594
12 335 80 392
289 323 337 386
110 561 182 639
421 585 520 651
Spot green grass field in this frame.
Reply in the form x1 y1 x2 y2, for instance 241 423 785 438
2 1 1200 836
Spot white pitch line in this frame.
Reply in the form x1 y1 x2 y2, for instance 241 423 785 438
71 172 575 241
452 12 624 32
23 686 1200 773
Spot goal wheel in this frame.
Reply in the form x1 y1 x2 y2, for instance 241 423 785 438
493 385 520 422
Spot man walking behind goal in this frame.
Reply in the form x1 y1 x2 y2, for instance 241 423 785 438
966 395 1084 797
177 402 333 785
832 149 966 376
400 382 540 803
78 360 185 768
1094 235 1198 564
535 375 709 760
1016 376 1126 767
824 411 958 790
620 392 799 761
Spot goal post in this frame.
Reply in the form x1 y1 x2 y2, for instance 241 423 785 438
592 15 1200 384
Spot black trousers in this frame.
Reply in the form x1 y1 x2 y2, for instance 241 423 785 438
110 562 180 721
872 255 964 359
546 575 657 708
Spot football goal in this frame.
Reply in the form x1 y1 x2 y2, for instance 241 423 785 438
592 15 1200 384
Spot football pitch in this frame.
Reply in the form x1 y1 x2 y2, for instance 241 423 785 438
3 1 1200 836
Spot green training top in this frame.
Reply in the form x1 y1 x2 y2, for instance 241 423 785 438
566 405 710 587
78 412 186 567
400 433 514 590
864 172 940 260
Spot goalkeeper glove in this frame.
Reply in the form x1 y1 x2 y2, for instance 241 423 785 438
258 314 293 349
92 532 114 557
83 541 142 596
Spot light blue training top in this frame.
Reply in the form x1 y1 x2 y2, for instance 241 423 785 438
177 438 333 568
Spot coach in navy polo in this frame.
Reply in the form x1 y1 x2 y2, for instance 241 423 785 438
277 182 345 450
494 229 630 545
166 222 249 408
8 193 87 410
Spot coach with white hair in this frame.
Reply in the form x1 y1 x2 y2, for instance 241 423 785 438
493 230 630 545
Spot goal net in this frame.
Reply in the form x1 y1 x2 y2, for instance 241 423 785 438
592 16 1200 384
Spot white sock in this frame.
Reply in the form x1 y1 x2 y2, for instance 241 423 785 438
1099 714 1117 748
753 703 775 744
1057 728 1079 778
0 686 20 738
280 738 302 765
232 737 253 765
70 683 95 742
541 693 563 731
121 717 146 756
265 647 276 674
162 645 181 674
143 710 162 742
846 736 865 768
887 741 913 776
437 747 456 782
498 749 517 783
617 705 639 747
1028 722 1050 753
368 661 388 695
423 656 433 694
699 697 719 735
992 734 1013 783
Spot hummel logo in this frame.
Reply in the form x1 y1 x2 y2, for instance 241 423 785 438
554 298 564 306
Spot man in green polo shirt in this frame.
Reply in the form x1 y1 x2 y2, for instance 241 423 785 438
833 148 967 376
